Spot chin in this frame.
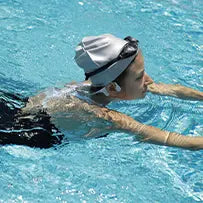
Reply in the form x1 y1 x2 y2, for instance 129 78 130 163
137 92 146 99
142 92 147 97
131 95 145 100
126 92 146 100
139 95 146 99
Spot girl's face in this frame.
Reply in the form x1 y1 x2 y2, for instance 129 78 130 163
120 51 153 100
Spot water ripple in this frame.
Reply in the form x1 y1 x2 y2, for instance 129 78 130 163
0 0 203 202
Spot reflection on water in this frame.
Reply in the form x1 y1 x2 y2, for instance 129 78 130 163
0 0 202 202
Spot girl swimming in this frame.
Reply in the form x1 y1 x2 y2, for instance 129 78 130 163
1 34 203 149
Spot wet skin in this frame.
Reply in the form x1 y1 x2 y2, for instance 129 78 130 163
21 50 203 149
108 50 203 102
117 50 154 100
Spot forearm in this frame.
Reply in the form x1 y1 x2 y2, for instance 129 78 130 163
148 83 203 101
118 117 203 150
79 101 203 150
128 122 202 150
94 107 203 150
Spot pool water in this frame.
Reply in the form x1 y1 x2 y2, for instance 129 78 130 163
0 0 203 202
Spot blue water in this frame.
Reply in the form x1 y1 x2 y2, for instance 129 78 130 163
0 0 203 202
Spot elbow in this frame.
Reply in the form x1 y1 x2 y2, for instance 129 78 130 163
187 143 203 151
186 137 203 151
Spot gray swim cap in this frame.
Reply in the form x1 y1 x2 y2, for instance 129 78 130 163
74 34 138 87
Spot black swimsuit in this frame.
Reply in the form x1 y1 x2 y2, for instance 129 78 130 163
0 90 63 148
0 85 108 148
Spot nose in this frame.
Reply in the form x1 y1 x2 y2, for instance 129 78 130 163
144 73 154 86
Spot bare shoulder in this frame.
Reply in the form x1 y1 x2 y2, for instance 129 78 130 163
21 80 124 123
21 91 47 114
21 81 93 115
64 80 91 86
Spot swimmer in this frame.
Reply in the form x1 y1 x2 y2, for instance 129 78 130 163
0 34 203 149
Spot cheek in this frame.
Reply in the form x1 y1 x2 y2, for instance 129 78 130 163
121 81 133 97
125 80 142 95
134 79 144 90
122 76 144 98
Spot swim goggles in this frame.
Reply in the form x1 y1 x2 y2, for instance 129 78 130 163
85 36 139 80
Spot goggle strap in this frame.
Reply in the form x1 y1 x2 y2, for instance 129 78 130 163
85 56 121 80
85 36 139 80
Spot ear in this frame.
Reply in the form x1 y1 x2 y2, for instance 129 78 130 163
106 82 121 97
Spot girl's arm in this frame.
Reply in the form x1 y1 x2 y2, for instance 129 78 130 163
147 83 203 101
81 103 203 150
